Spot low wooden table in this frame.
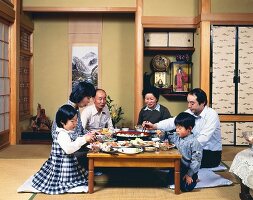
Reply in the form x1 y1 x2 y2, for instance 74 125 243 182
87 149 182 194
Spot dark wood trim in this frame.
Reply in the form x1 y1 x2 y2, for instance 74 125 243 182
20 140 52 144
1 0 14 8
144 47 195 52
20 49 33 56
0 130 10 149
23 7 136 13
202 13 253 25
0 141 10 150
219 115 253 122
21 14 34 32
0 0 15 22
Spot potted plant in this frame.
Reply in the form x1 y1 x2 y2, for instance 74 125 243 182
106 96 124 127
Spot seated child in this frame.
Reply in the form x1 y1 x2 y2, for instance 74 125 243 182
167 112 203 192
31 104 96 194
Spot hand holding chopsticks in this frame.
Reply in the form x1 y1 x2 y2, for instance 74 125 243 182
142 121 157 130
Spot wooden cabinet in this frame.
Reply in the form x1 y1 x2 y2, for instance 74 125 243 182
143 29 195 100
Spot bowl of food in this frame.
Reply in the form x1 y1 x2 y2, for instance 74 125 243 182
144 146 156 152
118 147 143 154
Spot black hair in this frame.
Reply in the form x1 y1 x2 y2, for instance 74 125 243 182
56 104 77 128
142 86 160 101
174 112 195 130
69 81 96 103
188 88 207 106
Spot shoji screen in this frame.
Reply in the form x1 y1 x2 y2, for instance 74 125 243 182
238 27 253 114
211 26 236 114
0 22 10 133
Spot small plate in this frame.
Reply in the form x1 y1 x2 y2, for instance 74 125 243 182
101 149 118 155
117 147 143 154
103 138 117 142
159 143 176 150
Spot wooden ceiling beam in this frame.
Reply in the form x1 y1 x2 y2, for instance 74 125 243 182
23 7 136 13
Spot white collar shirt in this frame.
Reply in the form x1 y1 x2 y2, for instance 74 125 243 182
81 104 113 130
144 104 160 111
156 106 222 151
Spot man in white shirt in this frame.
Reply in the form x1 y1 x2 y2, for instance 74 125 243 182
81 89 113 130
143 88 222 168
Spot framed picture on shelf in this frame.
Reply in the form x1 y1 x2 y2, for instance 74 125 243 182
154 72 168 88
170 62 192 92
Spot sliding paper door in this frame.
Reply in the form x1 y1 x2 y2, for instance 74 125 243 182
0 22 10 143
238 27 253 114
211 26 236 114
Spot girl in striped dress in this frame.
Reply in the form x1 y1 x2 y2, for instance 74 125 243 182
32 104 96 194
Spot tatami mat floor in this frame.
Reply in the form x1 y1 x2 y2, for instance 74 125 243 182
0 145 248 200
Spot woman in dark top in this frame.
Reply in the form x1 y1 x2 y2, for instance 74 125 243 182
137 86 171 125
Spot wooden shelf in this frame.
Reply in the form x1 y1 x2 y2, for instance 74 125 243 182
144 47 195 52
158 88 188 101
161 93 187 101
144 47 195 56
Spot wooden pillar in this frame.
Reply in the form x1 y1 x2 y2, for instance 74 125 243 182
199 21 210 102
199 0 211 103
10 0 20 145
134 0 143 124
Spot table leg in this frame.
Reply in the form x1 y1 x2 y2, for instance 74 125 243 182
239 178 253 200
88 158 94 194
174 159 181 194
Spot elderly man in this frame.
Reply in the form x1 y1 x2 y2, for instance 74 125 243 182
81 89 113 130
143 88 222 168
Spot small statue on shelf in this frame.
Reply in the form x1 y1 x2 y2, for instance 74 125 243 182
30 104 51 131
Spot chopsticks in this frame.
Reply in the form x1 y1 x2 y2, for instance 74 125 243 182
142 126 146 133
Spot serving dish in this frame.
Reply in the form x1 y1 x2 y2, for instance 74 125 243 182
117 147 143 154
114 131 150 140
130 138 155 147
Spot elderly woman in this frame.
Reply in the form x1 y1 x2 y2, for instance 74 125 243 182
137 86 171 125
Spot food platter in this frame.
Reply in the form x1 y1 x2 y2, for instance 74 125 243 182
130 139 155 147
114 131 150 140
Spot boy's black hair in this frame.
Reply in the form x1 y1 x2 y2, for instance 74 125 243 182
56 104 77 128
174 112 195 130
69 81 96 103
142 86 160 101
188 88 207 106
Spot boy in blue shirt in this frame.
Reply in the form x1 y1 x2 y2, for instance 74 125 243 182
167 112 203 192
